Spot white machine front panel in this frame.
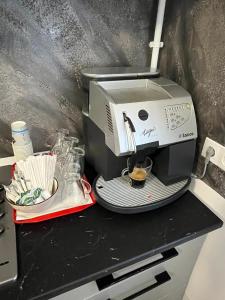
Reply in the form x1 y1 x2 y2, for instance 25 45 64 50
111 97 197 155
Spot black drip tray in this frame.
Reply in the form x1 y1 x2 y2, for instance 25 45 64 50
93 175 190 214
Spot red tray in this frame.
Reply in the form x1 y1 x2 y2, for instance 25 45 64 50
13 191 96 224
10 163 96 224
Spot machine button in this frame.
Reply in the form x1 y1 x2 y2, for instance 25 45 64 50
138 110 148 121
0 210 5 219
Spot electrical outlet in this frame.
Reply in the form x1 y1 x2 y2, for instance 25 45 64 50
201 137 225 172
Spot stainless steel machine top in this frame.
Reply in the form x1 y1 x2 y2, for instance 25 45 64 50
89 77 197 156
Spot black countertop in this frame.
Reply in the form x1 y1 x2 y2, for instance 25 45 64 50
0 167 223 300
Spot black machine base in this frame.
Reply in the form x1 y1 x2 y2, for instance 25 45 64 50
93 175 191 214
83 114 196 185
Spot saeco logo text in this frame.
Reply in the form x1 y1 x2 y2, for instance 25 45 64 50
181 132 194 138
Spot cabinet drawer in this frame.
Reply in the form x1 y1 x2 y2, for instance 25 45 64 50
112 271 172 300
51 282 99 300
52 236 204 300
115 236 205 300
88 237 204 300
89 267 171 300
87 249 178 300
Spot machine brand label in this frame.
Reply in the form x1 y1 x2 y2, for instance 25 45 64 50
180 132 194 138
142 127 156 138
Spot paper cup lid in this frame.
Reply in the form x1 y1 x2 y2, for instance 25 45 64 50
11 121 27 132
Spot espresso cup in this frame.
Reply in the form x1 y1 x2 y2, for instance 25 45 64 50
129 167 148 188
121 157 153 189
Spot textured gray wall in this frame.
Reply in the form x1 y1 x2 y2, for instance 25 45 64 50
0 0 155 155
1 0 224 196
160 0 225 197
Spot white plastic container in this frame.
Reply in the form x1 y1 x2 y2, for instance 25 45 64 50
11 121 31 145
11 121 33 161
12 142 33 161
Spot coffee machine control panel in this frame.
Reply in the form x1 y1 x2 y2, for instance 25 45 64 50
165 103 191 131
88 78 198 156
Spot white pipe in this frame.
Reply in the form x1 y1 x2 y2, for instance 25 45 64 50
150 0 167 73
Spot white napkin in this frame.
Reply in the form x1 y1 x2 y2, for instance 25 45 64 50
15 183 93 221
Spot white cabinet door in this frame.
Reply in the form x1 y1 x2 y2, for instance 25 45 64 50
51 281 99 300
91 237 204 300
51 237 204 300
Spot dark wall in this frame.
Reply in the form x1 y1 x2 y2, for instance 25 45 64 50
0 0 155 155
160 0 225 197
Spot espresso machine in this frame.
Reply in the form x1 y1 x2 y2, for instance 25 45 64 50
82 68 197 213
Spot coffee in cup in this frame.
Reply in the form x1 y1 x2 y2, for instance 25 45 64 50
121 157 153 189
129 167 147 189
